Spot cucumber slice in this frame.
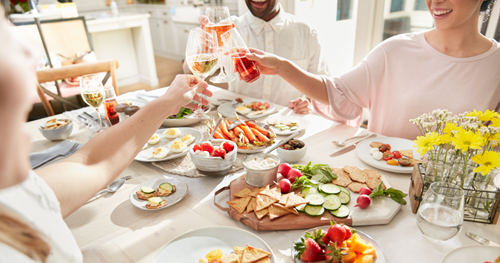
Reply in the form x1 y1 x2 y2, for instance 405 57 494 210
148 197 163 204
330 205 350 218
339 191 351 205
290 127 298 131
323 195 342 211
301 186 318 195
296 204 306 212
140 186 155 194
304 205 325 216
321 184 341 194
311 173 324 182
318 183 325 192
159 183 173 192
280 126 290 131
305 193 325 206
339 186 350 196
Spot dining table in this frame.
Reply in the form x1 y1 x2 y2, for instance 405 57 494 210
24 85 500 263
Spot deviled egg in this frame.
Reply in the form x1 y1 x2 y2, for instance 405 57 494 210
171 141 188 153
181 133 195 145
152 147 169 159
164 128 181 139
148 134 160 145
142 143 148 150
235 105 251 115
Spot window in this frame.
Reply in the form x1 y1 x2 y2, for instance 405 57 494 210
337 0 353 21
390 0 405 12
414 0 427 11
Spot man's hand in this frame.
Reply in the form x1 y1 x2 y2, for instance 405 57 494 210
289 97 312 115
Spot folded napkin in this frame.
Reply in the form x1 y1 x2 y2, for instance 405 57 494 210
30 140 83 169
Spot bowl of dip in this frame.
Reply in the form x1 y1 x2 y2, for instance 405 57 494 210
243 154 280 187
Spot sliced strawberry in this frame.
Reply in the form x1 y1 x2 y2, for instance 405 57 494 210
294 237 325 262
342 225 352 240
222 141 234 153
327 222 346 246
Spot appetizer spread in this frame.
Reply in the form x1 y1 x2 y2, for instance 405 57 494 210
136 183 176 210
368 141 422 167
193 141 235 159
41 118 71 130
199 245 272 263
208 118 275 150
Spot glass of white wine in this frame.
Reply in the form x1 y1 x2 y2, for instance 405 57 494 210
416 182 464 242
80 74 106 134
185 27 219 119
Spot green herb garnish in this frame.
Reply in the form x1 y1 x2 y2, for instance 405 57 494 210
369 182 408 205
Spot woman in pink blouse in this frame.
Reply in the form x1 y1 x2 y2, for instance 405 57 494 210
246 0 500 140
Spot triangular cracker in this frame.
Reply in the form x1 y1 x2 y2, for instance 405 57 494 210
255 194 278 211
246 197 257 213
285 192 310 208
279 193 290 205
400 150 413 159
254 258 271 263
274 203 299 215
241 245 271 263
255 207 268 219
234 188 252 198
249 186 267 197
226 196 251 214
260 186 281 200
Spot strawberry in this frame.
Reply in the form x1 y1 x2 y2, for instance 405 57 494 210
307 229 329 248
294 237 325 262
201 143 214 154
193 144 202 152
327 222 346 246
324 243 343 263
222 141 234 153
212 148 226 159
342 225 353 240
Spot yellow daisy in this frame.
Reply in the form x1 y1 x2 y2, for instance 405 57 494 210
472 151 500 175
443 122 461 135
413 132 439 156
437 134 452 145
452 130 484 153
467 109 500 122
492 117 500 128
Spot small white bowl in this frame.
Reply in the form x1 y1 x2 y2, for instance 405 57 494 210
276 140 307 164
189 140 237 176
38 119 73 141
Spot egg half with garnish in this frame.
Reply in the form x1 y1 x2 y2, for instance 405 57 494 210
148 134 160 145
235 105 251 115
181 133 195 145
152 147 169 159
171 141 188 153
164 128 181 139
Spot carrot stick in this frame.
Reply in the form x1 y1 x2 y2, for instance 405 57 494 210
213 131 225 139
219 119 236 140
250 128 270 142
246 122 270 137
239 124 256 142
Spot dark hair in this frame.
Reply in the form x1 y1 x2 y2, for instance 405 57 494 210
481 0 495 12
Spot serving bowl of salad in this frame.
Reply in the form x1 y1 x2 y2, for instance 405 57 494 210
162 105 211 127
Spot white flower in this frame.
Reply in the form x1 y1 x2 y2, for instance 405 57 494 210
479 127 490 135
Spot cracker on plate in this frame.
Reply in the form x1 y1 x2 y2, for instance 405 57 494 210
343 166 367 183
274 203 298 215
369 141 383 148
279 193 290 205
136 190 157 200
260 186 281 201
366 178 386 190
234 187 252 198
241 245 271 263
255 194 278 212
285 192 309 208
347 182 368 193
363 169 381 179
400 150 413 159
246 197 257 213
331 168 353 187
268 204 292 220
145 200 167 209
249 186 266 197
227 196 252 214
255 207 269 219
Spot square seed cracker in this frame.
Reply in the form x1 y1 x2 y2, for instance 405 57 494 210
343 166 367 183
347 182 368 193
363 169 381 179
331 168 353 187
366 178 385 190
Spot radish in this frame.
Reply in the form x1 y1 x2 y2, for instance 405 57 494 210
359 187 372 196
278 163 292 178
287 168 302 183
278 178 291 194
354 194 371 209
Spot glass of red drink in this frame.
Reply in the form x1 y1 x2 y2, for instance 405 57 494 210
103 86 119 125
221 28 260 83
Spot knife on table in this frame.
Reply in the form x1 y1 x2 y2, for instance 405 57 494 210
466 232 500 247
330 134 377 157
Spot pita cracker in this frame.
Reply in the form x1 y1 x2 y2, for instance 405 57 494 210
400 150 413 159
246 197 257 213
279 193 290 205
227 196 251 214
410 158 422 166
285 193 310 208
254 258 271 263
234 246 244 261
241 245 271 263
274 203 298 215
255 194 277 211
269 204 293 220
255 208 268 219
248 187 264 197
234 188 252 198
260 186 281 200
297 193 305 198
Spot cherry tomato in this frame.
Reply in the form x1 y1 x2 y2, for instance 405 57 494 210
193 144 202 152
386 159 398 166
398 158 413 166
201 143 214 154
222 141 234 153
392 151 402 159
212 148 226 159
379 145 390 152
382 152 393 160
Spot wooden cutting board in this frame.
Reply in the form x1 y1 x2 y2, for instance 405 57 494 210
214 175 402 231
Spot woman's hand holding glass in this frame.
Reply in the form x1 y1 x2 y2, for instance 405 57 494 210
162 74 212 111
245 48 282 75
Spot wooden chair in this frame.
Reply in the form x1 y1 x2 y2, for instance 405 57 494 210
36 59 119 116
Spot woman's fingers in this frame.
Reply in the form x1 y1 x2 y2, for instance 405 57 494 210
248 48 265 55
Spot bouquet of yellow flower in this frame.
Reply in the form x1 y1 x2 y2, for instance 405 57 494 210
410 109 500 188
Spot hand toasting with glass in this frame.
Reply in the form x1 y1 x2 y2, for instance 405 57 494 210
185 28 219 119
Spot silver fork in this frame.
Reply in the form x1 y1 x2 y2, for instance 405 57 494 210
32 143 80 169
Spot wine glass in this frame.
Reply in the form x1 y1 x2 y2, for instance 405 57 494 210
80 74 106 133
416 182 464 242
185 28 219 119
204 6 235 83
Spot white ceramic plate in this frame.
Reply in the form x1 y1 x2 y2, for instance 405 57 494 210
218 98 276 119
356 137 420 174
162 105 211 127
153 226 276 263
292 227 386 263
233 128 277 154
134 128 203 162
441 245 500 263
264 115 310 135
129 178 188 211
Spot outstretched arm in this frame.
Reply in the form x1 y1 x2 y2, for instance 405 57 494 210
37 75 212 218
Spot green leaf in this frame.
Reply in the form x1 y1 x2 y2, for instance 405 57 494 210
369 182 407 205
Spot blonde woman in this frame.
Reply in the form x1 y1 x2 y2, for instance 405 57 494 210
246 0 500 140
0 13 212 262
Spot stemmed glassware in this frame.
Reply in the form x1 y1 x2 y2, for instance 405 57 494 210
416 182 464 242
80 74 106 129
204 6 235 83
185 28 219 119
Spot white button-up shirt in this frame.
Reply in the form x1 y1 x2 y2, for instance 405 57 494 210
229 7 329 106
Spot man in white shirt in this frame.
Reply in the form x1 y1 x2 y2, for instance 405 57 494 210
184 0 329 113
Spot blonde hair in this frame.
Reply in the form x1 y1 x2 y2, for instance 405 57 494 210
0 213 50 262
